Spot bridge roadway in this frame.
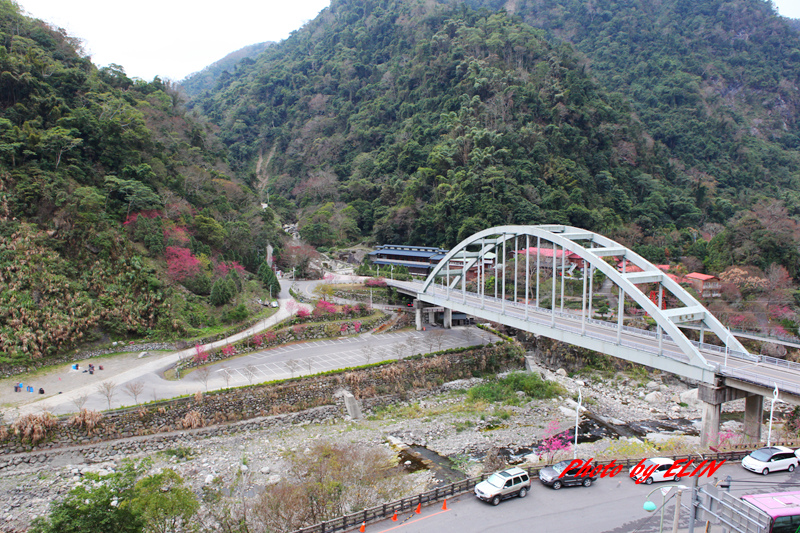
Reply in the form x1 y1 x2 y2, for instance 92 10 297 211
388 280 800 402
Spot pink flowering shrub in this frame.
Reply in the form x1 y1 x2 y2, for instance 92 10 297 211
353 321 361 333
252 334 264 347
365 278 387 287
266 331 277 343
313 300 338 317
193 344 208 364
297 308 310 319
222 345 235 357
165 246 202 281
215 260 247 277
538 420 572 463
122 210 161 226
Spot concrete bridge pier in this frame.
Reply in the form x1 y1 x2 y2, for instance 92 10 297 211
444 308 452 329
415 302 422 331
743 394 764 443
699 377 753 447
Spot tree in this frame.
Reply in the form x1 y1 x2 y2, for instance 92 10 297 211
130 469 199 533
40 126 82 170
194 367 212 391
210 277 235 306
104 176 162 219
72 393 89 412
30 462 144 533
96 380 117 410
257 261 281 299
123 381 145 405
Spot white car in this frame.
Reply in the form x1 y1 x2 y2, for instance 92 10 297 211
630 458 679 484
742 446 800 475
270 301 279 308
474 467 531 506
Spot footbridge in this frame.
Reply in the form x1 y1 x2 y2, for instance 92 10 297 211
386 225 800 445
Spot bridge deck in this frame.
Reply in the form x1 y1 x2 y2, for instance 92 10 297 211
390 280 800 398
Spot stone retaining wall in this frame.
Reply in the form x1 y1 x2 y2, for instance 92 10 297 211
0 343 524 457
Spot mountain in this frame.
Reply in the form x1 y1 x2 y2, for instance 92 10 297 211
0 0 282 365
189 0 687 247
188 0 800 274
180 41 274 97
468 0 800 198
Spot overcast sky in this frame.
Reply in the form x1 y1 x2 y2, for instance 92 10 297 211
16 0 800 82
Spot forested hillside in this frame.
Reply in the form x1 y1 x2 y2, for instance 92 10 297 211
0 0 283 365
187 0 800 276
190 0 693 249
469 0 800 273
180 41 273 97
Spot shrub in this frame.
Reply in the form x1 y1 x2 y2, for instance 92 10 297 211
12 412 57 444
467 372 566 404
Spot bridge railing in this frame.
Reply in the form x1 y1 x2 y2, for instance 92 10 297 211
422 284 800 379
718 365 800 396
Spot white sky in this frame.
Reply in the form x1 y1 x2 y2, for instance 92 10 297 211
16 0 331 81
15 0 800 82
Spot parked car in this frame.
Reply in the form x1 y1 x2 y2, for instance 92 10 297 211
474 467 531 505
270 301 279 308
742 446 800 475
629 458 678 485
539 459 597 490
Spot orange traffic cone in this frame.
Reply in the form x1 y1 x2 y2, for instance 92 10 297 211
359 521 365 532
415 503 421 514
392 511 398 521
442 499 448 510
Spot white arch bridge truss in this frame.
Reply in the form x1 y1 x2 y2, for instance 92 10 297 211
410 225 752 385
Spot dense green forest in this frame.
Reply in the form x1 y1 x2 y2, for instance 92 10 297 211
0 0 283 364
185 0 800 276
189 0 690 247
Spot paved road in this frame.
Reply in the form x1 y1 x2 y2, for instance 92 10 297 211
366 461 799 533
7 273 496 416
204 327 496 387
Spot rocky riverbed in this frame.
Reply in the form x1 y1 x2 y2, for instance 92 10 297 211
0 360 788 531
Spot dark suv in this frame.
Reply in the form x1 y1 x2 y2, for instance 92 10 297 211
538 459 597 490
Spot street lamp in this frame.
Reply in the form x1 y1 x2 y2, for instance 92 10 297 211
724 327 732 367
574 387 582 459
643 484 689 533
768 384 783 447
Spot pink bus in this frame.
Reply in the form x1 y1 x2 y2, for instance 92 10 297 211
742 492 800 533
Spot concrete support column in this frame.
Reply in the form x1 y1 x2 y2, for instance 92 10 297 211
700 401 722 447
699 379 725 447
415 306 422 331
444 308 452 329
744 394 764 444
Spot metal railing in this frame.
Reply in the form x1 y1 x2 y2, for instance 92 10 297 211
420 285 800 384
291 450 754 533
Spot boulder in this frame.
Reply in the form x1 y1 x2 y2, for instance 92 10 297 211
679 388 700 407
556 368 568 377
644 391 664 404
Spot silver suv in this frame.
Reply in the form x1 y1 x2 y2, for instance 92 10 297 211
474 467 531 506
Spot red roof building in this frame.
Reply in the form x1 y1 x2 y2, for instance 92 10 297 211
684 272 721 298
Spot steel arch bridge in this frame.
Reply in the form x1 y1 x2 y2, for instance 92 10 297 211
409 225 752 384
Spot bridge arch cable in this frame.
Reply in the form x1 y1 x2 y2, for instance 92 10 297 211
420 225 748 382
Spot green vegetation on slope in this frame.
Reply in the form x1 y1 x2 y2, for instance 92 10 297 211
0 0 284 365
191 0 692 248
